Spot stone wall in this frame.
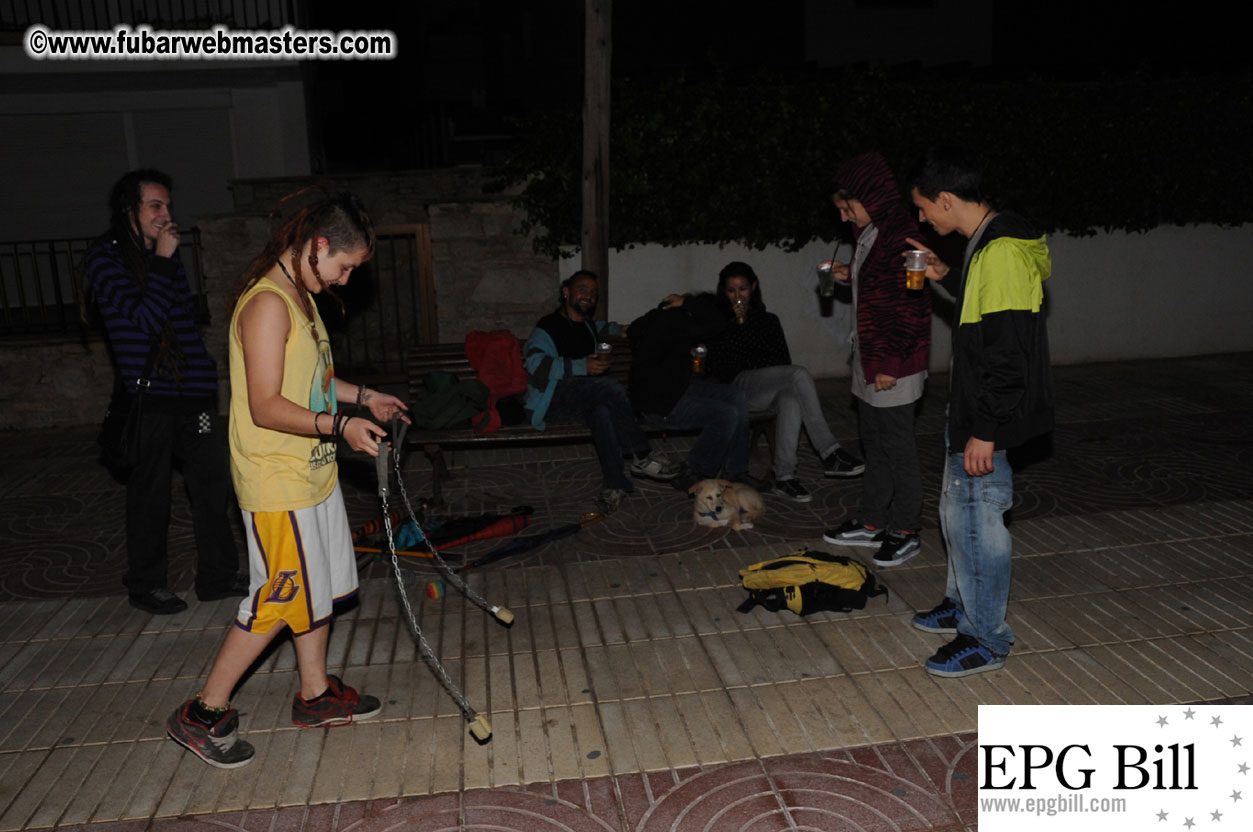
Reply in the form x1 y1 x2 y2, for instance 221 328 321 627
229 168 499 222
429 202 559 342
229 167 560 343
1 336 114 430
195 213 279 405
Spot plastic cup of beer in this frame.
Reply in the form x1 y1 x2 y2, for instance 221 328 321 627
690 344 707 374
817 263 836 298
905 250 928 290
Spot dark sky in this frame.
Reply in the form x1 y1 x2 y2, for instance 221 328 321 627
303 1 1244 173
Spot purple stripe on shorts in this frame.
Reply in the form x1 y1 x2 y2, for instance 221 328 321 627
240 514 268 630
288 511 317 628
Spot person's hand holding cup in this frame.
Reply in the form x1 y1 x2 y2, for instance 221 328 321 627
904 249 928 291
817 260 850 297
903 238 950 282
587 354 611 375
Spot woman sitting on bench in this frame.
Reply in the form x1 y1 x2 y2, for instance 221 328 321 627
705 261 863 503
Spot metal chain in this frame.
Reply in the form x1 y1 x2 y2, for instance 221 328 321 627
380 491 477 723
391 450 503 617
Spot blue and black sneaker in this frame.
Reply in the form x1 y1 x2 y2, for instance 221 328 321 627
924 634 1005 678
911 598 963 634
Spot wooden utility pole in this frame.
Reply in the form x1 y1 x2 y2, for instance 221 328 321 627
582 0 611 320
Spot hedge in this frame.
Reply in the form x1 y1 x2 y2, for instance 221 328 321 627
491 68 1252 258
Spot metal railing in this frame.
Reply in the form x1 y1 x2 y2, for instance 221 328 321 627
2 224 437 387
0 0 301 31
0 230 207 338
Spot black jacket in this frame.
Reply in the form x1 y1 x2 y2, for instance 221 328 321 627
627 293 729 416
942 212 1054 451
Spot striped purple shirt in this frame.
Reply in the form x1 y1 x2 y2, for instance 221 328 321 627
86 237 219 402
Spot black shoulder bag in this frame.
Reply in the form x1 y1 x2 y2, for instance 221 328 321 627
97 337 159 470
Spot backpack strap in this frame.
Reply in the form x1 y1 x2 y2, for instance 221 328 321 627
736 589 789 614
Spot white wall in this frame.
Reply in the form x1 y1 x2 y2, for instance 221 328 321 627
562 224 1253 377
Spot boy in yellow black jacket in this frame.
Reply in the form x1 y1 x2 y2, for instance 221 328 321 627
904 146 1054 678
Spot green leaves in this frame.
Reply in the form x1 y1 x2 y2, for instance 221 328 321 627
490 69 1251 257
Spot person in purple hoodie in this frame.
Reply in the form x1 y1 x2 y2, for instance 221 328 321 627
820 153 932 568
87 169 245 615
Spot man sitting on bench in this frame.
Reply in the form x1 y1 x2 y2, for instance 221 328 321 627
524 270 679 514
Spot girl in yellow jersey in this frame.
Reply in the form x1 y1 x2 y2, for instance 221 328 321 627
166 194 409 768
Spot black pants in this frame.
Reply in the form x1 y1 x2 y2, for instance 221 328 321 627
857 397 923 533
544 376 649 491
124 407 239 595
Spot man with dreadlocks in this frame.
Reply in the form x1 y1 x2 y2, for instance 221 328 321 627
166 192 409 769
87 169 246 615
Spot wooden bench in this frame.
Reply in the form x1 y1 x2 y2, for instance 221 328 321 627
404 339 775 503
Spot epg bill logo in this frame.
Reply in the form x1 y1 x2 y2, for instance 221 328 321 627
978 706 1248 831
983 742 1195 790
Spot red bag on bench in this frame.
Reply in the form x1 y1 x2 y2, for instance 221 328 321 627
465 330 527 434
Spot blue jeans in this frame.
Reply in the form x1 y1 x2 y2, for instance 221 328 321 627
646 380 749 476
940 447 1015 656
545 376 648 491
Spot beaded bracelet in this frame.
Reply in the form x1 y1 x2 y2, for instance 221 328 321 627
195 692 229 715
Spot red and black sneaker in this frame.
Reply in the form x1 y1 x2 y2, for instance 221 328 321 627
292 674 382 727
167 701 255 769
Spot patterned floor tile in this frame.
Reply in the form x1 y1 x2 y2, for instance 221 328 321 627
2 355 1253 830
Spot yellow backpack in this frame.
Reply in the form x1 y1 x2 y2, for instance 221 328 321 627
737 548 888 615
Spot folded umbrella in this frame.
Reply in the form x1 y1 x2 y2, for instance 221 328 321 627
458 512 603 572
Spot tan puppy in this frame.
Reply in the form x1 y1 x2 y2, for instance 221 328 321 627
689 479 766 531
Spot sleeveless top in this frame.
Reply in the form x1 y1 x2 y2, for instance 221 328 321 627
228 277 338 511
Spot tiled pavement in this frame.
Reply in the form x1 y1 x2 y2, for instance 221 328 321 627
1 353 1251 831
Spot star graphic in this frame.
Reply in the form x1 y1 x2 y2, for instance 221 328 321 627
1183 818 1195 829
1210 810 1222 822
1212 715 1224 728
1158 715 1169 728
1232 790 1243 802
1232 735 1244 748
1157 809 1169 821
1183 707 1196 720
1240 763 1250 775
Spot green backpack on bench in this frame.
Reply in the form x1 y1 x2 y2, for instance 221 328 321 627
412 370 489 429
736 548 888 615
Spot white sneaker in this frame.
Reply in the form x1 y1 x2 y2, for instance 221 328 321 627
629 450 680 482
596 488 627 514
